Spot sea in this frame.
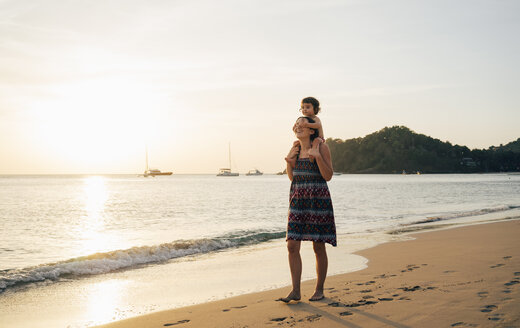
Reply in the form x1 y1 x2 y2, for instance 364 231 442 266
1 173 519 327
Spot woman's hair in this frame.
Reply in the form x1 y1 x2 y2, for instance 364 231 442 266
298 116 318 142
301 96 321 115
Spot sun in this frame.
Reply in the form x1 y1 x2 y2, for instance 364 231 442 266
27 78 171 172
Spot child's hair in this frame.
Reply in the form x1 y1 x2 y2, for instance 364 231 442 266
298 116 318 142
301 97 321 115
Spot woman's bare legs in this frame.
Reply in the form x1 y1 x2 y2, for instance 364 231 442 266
282 240 302 301
310 241 327 301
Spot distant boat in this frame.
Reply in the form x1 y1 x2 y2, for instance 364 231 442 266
144 168 172 177
142 146 172 177
217 143 239 177
246 169 263 176
217 168 239 177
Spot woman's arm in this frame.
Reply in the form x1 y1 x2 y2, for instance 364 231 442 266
309 143 333 181
286 158 294 181
285 141 300 181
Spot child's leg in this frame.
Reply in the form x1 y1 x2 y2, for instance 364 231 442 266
312 137 324 151
309 137 323 162
312 138 320 150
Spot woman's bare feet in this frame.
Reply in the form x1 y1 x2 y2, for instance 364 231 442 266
277 290 301 303
309 289 324 301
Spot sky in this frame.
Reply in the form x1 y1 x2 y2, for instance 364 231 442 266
1 0 519 174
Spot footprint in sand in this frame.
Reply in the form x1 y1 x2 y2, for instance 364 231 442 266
223 305 247 312
163 319 190 326
504 280 519 286
477 291 489 297
328 302 343 307
270 317 287 322
305 314 322 322
490 263 505 268
480 304 497 313
443 270 457 273
339 311 353 316
400 264 421 272
487 313 504 322
399 285 422 292
450 322 478 327
360 289 372 293
503 256 512 259
378 297 393 301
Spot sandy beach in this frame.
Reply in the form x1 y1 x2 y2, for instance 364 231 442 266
92 219 520 328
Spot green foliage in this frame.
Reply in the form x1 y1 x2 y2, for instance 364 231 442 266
326 126 520 173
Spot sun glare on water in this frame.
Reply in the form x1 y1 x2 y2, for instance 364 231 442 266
78 176 113 255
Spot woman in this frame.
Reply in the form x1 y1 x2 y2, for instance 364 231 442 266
279 116 337 303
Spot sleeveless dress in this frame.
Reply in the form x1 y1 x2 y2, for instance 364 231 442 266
286 155 337 247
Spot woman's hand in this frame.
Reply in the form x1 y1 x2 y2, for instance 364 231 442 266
285 141 300 162
308 143 321 160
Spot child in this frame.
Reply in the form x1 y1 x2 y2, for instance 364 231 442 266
286 97 325 168
298 96 325 146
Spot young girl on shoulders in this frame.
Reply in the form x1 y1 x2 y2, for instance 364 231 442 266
287 97 326 166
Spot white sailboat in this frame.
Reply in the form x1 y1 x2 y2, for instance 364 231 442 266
142 146 172 177
246 168 263 176
217 143 239 176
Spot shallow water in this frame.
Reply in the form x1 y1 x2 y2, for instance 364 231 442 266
1 173 519 293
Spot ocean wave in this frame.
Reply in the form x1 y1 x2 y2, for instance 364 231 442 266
410 205 519 224
0 230 285 293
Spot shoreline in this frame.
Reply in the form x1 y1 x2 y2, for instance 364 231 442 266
92 218 520 328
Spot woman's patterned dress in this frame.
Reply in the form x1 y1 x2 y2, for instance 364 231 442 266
286 157 337 246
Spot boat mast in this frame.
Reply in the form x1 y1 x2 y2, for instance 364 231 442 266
228 142 231 170
146 145 149 171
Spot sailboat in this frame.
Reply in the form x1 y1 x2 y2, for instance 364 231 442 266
217 143 239 176
142 146 172 177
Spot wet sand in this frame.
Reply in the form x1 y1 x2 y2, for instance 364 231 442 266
93 219 520 328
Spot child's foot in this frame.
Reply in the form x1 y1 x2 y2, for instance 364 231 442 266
309 290 324 301
277 290 301 303
311 138 323 149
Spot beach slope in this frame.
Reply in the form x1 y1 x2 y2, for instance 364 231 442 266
93 219 520 328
